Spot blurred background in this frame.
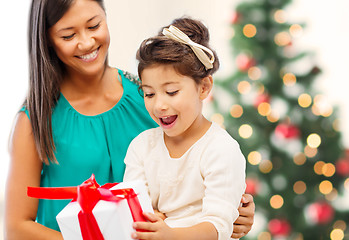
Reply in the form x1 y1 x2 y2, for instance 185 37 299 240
1 0 348 239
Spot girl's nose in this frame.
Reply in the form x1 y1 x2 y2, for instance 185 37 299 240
154 97 168 112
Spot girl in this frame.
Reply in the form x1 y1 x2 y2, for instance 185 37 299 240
123 17 246 240
5 0 254 239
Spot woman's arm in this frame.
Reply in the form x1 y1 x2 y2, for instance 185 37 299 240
231 194 255 239
4 112 63 240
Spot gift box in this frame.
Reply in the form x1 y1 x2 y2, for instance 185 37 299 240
27 175 153 240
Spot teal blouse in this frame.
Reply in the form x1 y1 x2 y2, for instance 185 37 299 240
22 69 157 231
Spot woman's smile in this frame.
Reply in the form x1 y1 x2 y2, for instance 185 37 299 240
76 46 100 62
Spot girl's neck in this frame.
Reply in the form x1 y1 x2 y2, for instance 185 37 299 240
164 116 212 159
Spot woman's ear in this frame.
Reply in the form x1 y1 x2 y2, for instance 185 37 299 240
199 75 213 101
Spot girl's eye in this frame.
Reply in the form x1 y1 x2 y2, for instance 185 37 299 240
62 34 75 40
167 90 179 96
144 93 155 98
89 23 100 30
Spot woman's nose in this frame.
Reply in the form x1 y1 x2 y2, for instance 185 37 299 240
77 32 95 51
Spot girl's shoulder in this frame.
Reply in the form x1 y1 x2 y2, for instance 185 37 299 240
129 127 162 149
204 122 241 149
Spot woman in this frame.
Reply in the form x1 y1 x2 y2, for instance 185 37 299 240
5 0 254 239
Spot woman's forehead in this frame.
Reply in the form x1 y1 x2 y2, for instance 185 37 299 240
51 0 105 30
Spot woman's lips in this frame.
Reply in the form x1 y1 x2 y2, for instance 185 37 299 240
77 47 99 62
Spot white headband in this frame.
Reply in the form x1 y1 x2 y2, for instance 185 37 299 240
162 25 215 70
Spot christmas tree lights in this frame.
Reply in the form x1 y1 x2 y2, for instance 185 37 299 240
209 0 349 238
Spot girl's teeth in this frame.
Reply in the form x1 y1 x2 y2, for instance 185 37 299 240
161 116 177 125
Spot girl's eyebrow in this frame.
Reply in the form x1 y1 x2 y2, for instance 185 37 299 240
141 81 179 88
57 15 99 33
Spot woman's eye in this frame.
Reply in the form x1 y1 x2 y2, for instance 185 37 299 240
167 90 179 96
62 34 75 40
89 23 100 30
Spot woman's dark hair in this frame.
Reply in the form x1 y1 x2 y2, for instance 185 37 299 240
136 17 220 85
26 0 105 163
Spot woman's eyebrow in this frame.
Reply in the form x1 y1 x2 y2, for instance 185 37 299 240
57 15 100 33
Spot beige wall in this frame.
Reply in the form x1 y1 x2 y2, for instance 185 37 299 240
104 0 236 76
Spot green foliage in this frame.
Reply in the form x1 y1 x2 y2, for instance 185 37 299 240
211 0 349 239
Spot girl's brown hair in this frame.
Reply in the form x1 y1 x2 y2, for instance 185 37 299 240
136 17 220 84
26 0 105 163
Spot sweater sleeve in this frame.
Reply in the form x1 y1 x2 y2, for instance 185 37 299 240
198 135 246 240
123 133 147 183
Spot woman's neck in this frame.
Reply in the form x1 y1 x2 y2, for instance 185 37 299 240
61 65 110 98
59 66 124 116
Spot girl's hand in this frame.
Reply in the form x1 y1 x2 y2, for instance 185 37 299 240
131 212 174 240
154 209 167 220
231 194 255 239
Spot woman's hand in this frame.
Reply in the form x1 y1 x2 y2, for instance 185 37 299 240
231 194 255 239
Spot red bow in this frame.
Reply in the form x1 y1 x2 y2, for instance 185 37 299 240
28 174 146 240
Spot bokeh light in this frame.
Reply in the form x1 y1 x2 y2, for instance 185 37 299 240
230 104 243 118
239 124 253 138
283 73 297 86
322 163 336 177
258 102 272 116
274 9 286 23
319 180 333 195
330 229 344 240
237 81 251 94
270 195 284 209
243 24 257 38
325 188 338 201
307 133 321 148
293 181 306 194
259 159 273 173
298 93 312 108
211 113 224 126
333 220 347 231
314 161 325 175
267 111 280 122
293 152 307 165
248 151 262 165
333 119 341 132
248 66 262 80
258 232 272 240
313 94 333 117
304 145 318 158
290 24 303 38
274 31 291 46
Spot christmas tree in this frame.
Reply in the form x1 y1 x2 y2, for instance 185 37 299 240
209 0 349 239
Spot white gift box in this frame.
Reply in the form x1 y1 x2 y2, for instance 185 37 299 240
56 180 153 240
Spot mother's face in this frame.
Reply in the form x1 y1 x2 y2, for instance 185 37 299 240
48 0 110 77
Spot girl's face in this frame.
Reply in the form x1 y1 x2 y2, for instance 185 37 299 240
48 0 110 77
141 65 211 139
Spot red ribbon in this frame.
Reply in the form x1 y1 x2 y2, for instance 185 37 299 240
27 174 147 240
